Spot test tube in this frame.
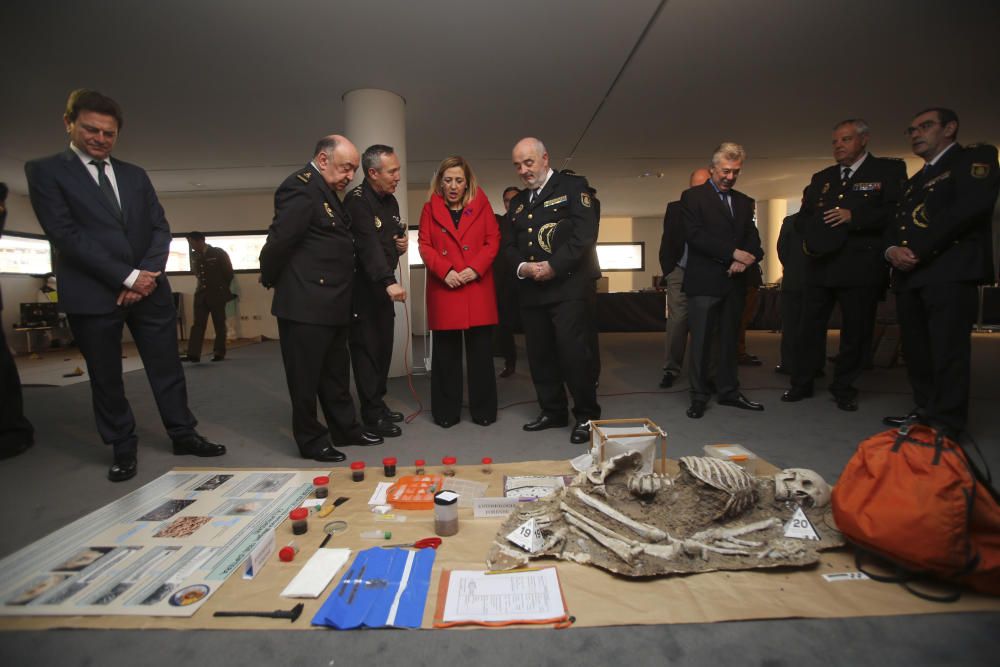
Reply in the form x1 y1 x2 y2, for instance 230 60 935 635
360 530 391 540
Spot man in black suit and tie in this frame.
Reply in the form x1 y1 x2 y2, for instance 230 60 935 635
681 142 765 418
781 119 906 411
260 135 392 462
506 137 602 444
24 89 225 482
883 108 999 436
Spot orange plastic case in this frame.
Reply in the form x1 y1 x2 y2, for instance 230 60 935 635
386 475 445 510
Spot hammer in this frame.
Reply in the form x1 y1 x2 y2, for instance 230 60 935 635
214 602 304 623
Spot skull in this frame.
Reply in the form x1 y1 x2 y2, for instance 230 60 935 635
773 468 831 508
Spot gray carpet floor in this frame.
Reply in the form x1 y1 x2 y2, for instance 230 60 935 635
1 331 998 666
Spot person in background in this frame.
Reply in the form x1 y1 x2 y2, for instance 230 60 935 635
493 185 521 378
181 231 235 363
418 156 500 428
0 182 35 459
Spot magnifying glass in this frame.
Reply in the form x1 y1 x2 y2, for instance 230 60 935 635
320 520 348 548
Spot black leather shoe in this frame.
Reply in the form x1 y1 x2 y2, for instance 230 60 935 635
179 354 200 363
686 401 706 419
365 418 402 438
883 412 919 427
211 355 224 362
341 431 384 447
523 414 568 431
0 439 32 460
172 434 226 457
305 445 346 463
384 410 404 423
738 353 763 367
499 365 515 378
473 416 496 426
659 373 676 388
108 457 137 482
774 364 790 375
781 387 814 402
570 421 591 444
718 394 764 411
836 396 859 412
434 417 457 428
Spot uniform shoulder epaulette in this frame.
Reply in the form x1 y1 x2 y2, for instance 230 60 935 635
296 170 312 184
349 184 364 198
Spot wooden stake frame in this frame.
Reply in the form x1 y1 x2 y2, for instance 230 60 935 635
588 418 667 475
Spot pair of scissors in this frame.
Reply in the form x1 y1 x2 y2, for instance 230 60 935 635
381 537 442 550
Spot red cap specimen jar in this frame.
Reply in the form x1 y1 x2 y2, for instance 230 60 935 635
289 507 309 535
350 461 366 483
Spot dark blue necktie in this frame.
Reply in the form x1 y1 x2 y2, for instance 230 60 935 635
90 160 123 219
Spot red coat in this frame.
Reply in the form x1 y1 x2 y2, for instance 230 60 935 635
418 189 499 331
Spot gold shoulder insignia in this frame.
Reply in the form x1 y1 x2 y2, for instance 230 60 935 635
581 192 592 208
351 186 363 197
971 163 991 179
296 171 312 184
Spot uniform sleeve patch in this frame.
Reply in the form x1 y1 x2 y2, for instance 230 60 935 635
581 192 592 208
971 163 991 179
296 171 312 184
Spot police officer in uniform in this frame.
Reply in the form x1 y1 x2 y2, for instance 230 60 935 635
506 137 601 444
883 108 999 436
345 145 408 438
260 135 396 462
182 231 235 362
782 119 906 411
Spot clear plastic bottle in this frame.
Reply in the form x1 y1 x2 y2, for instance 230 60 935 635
441 456 457 477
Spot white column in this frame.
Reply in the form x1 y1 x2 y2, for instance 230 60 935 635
343 88 410 377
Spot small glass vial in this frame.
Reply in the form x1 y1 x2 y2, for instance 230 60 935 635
360 530 392 540
481 457 493 474
434 490 459 537
441 456 457 477
414 459 426 475
382 456 397 477
289 508 309 535
350 461 365 483
313 475 330 499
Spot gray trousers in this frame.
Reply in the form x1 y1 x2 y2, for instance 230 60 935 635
662 267 688 376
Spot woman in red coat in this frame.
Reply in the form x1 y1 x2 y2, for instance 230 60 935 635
418 156 500 428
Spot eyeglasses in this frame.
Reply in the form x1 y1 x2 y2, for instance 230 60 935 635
904 120 940 137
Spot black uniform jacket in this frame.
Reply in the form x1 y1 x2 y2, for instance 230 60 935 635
797 154 906 287
192 245 235 307
680 182 763 297
259 163 356 326
345 179 401 318
885 143 999 290
502 171 601 307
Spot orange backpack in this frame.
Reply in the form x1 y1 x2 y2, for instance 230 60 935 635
832 424 1000 598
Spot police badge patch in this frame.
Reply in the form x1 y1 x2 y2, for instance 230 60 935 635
374 216 382 229
821 182 830 194
581 192 592 207
912 203 929 228
537 222 558 253
323 202 335 218
515 204 524 214
971 163 990 179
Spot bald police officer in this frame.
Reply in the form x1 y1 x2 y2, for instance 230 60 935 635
505 137 601 444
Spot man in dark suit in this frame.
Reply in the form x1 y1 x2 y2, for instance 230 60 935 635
181 231 234 362
0 182 35 459
658 169 710 388
493 186 521 378
775 210 805 375
260 135 395 462
345 144 408 438
883 108 999 436
506 137 601 444
782 119 906 411
24 89 225 482
681 142 765 419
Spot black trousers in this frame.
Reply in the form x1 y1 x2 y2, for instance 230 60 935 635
791 284 879 399
349 292 395 424
431 326 497 423
896 282 978 433
278 318 362 454
521 298 600 422
0 326 34 452
779 289 803 370
187 292 227 360
67 294 197 460
493 282 518 368
688 290 745 403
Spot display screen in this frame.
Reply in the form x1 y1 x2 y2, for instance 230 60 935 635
166 234 268 273
0 233 52 275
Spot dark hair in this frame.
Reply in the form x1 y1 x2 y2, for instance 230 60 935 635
362 144 395 174
915 107 959 132
0 182 7 201
502 186 520 198
65 89 124 129
313 135 339 158
188 231 206 242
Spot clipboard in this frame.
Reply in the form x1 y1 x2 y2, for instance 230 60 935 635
433 567 574 629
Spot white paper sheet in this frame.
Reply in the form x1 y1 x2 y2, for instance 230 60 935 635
280 548 351 598
441 568 565 623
